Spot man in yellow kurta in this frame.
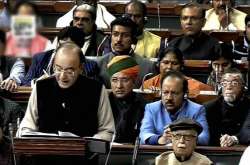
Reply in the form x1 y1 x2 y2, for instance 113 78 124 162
125 0 161 58
203 0 246 30
155 118 213 165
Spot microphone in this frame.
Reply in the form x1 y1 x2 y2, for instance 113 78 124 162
132 137 140 165
141 73 154 92
225 5 229 31
104 132 116 165
157 0 161 29
9 123 17 165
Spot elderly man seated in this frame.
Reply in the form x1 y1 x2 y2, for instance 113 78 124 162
205 68 250 146
107 55 146 143
139 70 209 145
155 118 213 165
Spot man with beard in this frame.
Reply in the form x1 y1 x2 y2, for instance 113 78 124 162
139 70 209 145
205 68 250 146
203 0 246 30
155 118 213 165
167 2 220 60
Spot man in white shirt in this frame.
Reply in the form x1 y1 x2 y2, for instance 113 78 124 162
56 0 115 29
203 0 246 30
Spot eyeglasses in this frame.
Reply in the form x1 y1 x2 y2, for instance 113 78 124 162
73 16 91 22
221 80 242 87
172 133 197 141
53 66 75 77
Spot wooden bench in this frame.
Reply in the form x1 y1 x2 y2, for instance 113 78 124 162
1 1 250 15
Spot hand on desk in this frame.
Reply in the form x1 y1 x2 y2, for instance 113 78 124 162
1 78 18 92
158 127 171 145
220 134 238 147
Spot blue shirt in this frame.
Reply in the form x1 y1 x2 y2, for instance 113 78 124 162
139 99 209 145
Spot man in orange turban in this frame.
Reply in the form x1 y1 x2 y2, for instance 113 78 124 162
107 55 146 143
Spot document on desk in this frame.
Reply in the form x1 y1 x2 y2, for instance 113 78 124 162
21 131 80 138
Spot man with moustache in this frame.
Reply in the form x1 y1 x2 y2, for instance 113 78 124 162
205 68 250 146
203 0 246 30
168 2 220 60
155 118 213 165
139 70 209 145
97 16 156 88
107 55 146 143
56 0 115 29
71 3 106 56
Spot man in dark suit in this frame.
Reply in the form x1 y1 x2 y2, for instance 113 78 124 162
205 68 250 146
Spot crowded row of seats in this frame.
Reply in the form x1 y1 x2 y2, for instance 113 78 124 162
0 0 250 165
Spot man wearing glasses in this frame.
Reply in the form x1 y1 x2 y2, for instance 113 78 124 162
155 118 213 165
167 2 220 60
17 43 115 144
205 68 250 146
139 70 209 145
71 3 106 56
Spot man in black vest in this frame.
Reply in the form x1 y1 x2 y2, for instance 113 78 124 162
17 42 114 140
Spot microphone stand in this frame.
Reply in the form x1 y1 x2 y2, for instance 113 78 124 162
9 123 17 165
132 137 140 165
157 0 161 29
141 73 154 92
225 5 229 31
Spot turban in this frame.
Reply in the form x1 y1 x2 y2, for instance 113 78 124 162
107 55 139 79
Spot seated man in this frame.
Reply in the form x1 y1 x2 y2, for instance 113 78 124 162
155 118 213 165
21 26 98 86
0 29 25 92
205 68 250 146
239 146 250 165
100 0 161 58
168 2 220 60
207 43 234 88
203 0 246 30
56 0 115 29
140 70 209 145
97 16 156 88
231 14 250 60
17 42 115 142
143 47 213 96
107 55 146 143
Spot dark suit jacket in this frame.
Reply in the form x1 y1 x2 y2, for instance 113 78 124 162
168 32 220 60
204 96 250 146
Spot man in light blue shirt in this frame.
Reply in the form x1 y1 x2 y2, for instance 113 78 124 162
139 70 209 145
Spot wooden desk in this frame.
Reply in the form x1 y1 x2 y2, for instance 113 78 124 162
14 137 86 156
13 138 246 165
